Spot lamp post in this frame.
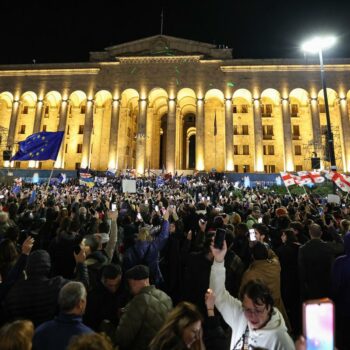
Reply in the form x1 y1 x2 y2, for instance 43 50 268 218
302 36 337 175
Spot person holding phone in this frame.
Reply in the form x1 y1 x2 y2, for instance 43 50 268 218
209 241 294 350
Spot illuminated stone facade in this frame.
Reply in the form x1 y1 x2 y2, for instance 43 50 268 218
1 35 350 173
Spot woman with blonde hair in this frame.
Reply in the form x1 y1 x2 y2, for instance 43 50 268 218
149 301 205 350
123 210 170 286
0 319 34 350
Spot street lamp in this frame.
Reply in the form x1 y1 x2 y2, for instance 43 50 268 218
301 36 337 174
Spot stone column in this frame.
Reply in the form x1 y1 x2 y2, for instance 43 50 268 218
225 98 234 171
108 98 120 170
7 100 20 148
33 99 44 133
55 99 69 168
166 98 176 174
196 98 205 170
81 99 94 169
186 138 190 169
136 98 148 175
310 98 322 146
281 98 294 171
253 98 264 171
339 98 350 171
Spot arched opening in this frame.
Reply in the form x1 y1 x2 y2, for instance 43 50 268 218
182 116 196 169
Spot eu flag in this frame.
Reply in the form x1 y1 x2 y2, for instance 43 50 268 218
11 131 64 161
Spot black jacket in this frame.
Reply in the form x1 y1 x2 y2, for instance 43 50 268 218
3 250 88 327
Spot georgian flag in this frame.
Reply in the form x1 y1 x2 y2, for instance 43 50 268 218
280 172 296 187
309 171 325 183
326 171 350 193
296 171 313 185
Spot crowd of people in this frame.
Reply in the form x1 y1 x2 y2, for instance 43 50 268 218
0 173 349 349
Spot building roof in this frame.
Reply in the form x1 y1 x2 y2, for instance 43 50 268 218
89 34 233 61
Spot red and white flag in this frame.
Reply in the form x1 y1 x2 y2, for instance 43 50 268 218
309 171 325 183
280 172 296 187
296 171 313 186
326 171 350 192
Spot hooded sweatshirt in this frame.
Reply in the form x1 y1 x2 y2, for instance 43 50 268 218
4 250 88 326
210 260 294 350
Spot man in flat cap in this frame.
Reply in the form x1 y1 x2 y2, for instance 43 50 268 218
113 265 172 350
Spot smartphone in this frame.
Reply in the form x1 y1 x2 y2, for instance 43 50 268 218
214 228 226 250
249 229 256 241
155 205 159 212
207 196 210 201
111 203 117 211
137 213 142 220
303 298 334 350
318 207 324 215
258 217 263 223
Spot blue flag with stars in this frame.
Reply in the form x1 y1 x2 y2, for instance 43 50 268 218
11 131 64 161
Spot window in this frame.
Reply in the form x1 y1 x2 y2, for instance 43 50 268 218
234 145 239 155
321 125 328 135
234 164 239 172
243 165 250 173
233 125 239 135
319 104 326 113
242 125 249 135
263 145 274 155
67 126 70 135
15 161 21 168
263 125 274 139
291 104 299 117
293 125 300 136
78 125 84 134
38 162 43 169
75 162 81 170
19 125 26 134
292 125 300 140
80 105 86 114
77 144 83 153
42 125 47 132
22 106 29 114
44 106 49 117
233 105 238 114
65 144 68 153
264 165 276 173
261 104 272 117
241 104 248 113
243 145 250 155
294 145 302 155
295 165 303 172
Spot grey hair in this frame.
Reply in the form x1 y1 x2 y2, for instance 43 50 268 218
58 281 86 312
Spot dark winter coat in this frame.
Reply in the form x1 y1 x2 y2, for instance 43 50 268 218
3 250 88 327
114 285 172 350
32 312 93 350
123 220 169 285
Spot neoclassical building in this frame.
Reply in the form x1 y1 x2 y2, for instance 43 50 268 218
1 35 350 174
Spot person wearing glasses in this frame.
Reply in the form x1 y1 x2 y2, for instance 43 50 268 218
209 240 294 350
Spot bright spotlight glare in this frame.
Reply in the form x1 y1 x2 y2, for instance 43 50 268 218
301 36 337 53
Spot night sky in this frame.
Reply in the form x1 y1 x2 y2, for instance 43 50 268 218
1 0 350 64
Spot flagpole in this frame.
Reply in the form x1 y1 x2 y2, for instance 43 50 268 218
46 162 55 191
